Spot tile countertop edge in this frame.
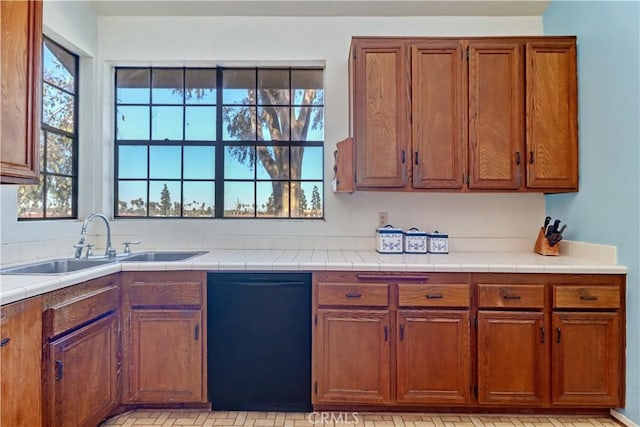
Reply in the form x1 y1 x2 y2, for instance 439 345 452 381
0 250 628 306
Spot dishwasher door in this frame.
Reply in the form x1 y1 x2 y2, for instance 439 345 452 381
207 272 311 411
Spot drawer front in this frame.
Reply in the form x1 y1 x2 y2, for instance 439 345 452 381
398 284 469 308
478 284 545 309
128 281 202 307
45 286 119 337
317 282 388 307
553 285 620 309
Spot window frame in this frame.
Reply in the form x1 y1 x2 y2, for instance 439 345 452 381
18 36 79 221
113 66 324 219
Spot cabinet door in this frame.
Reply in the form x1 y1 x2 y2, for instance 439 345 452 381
352 39 409 188
412 40 465 189
315 309 390 403
47 312 119 427
525 40 578 190
468 42 524 190
477 311 548 405
396 310 470 404
1 0 42 184
128 309 203 403
0 297 42 427
552 312 620 406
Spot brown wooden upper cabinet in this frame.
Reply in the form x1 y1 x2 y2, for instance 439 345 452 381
1 0 42 184
347 36 578 193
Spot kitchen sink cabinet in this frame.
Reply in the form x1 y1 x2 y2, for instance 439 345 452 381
347 36 577 193
121 271 206 404
1 0 42 184
0 296 43 427
42 274 120 427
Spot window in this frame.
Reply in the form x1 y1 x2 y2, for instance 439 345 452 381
18 37 79 219
114 67 324 218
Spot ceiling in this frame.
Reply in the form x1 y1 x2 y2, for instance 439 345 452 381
90 0 551 17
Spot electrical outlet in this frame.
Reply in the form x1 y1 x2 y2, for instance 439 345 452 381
378 212 388 228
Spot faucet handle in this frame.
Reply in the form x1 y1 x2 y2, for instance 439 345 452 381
85 244 95 258
122 241 141 255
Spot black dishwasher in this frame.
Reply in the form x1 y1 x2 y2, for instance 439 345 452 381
207 272 311 411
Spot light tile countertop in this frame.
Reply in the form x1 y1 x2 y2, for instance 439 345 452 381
0 249 628 306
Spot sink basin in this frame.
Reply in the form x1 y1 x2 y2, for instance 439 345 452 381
1 258 116 275
119 251 207 262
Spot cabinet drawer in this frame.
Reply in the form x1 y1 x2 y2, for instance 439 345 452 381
478 284 545 309
317 282 388 307
553 285 620 309
398 284 469 308
44 286 119 337
128 281 202 307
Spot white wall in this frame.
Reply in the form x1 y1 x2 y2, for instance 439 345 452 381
2 11 547 258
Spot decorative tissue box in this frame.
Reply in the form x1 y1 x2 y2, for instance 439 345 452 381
403 228 428 254
376 225 403 254
427 231 449 254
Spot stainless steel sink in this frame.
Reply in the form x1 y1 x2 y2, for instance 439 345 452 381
119 251 207 262
1 258 117 275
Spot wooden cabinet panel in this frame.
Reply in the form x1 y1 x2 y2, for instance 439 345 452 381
553 285 620 309
128 309 203 403
551 312 620 406
46 313 119 427
1 0 42 184
468 42 524 189
0 297 42 427
412 41 465 189
526 41 578 190
315 309 390 403
396 310 470 404
352 39 409 188
398 283 469 308
318 282 388 307
477 284 545 309
477 311 548 405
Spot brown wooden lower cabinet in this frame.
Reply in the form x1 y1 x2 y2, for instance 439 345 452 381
397 310 470 404
315 309 391 403
551 312 621 406
0 296 43 427
477 311 548 405
46 313 119 427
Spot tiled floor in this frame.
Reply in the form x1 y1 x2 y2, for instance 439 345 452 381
100 410 622 427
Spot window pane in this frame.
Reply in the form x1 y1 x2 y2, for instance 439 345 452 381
149 181 181 217
152 106 183 140
183 181 215 217
225 146 254 179
291 182 323 218
117 69 150 104
45 176 73 217
186 69 216 104
150 146 181 179
258 69 289 105
45 134 74 175
292 106 323 141
223 69 255 105
224 181 255 217
257 181 289 217
117 106 150 140
118 145 147 179
257 146 289 180
258 107 290 141
43 83 74 132
185 106 216 141
152 69 183 104
118 181 147 216
43 39 75 93
184 146 215 179
292 69 323 105
17 176 44 219
39 131 45 171
293 146 323 180
223 106 256 141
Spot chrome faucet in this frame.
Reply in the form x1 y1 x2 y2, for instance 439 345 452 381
80 213 116 258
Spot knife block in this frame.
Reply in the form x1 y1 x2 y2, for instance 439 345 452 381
534 227 560 256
